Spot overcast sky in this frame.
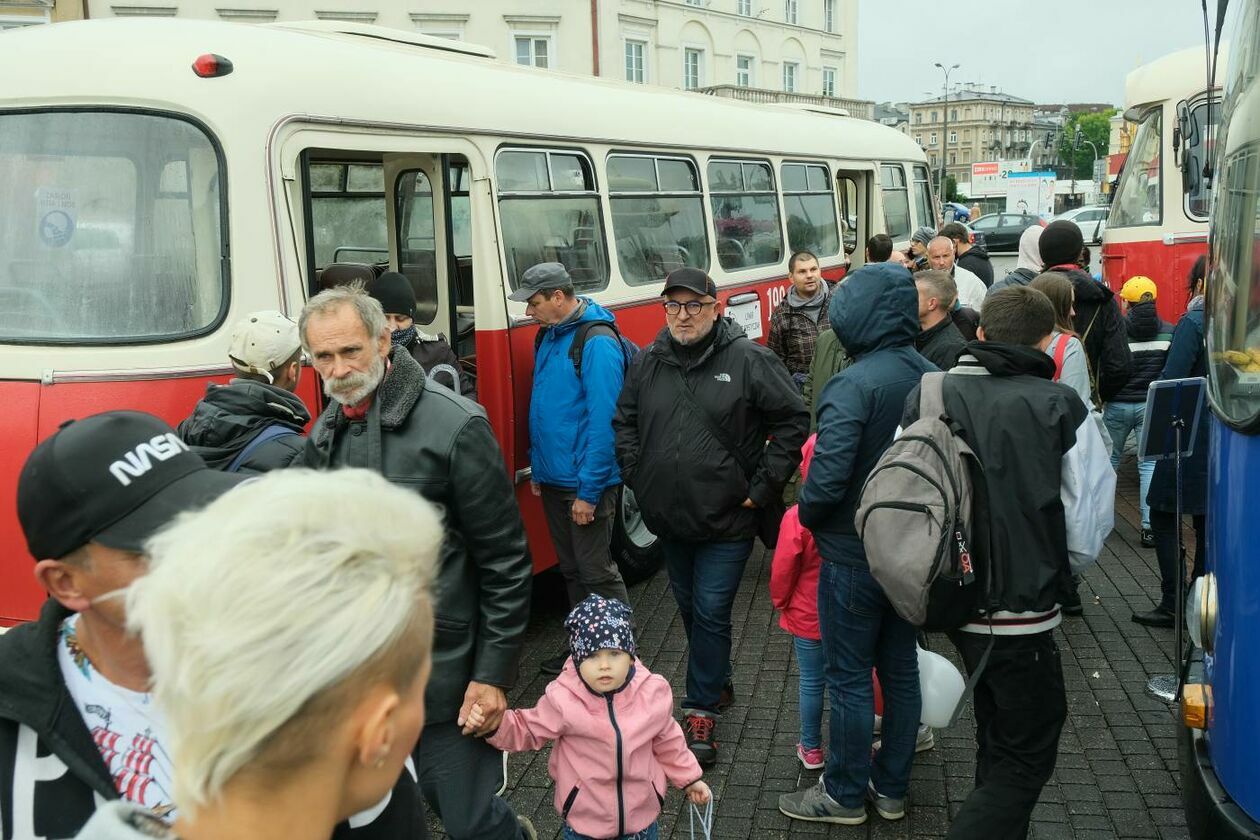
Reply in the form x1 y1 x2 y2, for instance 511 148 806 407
857 0 1216 107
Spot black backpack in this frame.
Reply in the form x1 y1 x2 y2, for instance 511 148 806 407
534 320 638 377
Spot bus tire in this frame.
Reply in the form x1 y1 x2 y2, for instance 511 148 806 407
612 485 662 584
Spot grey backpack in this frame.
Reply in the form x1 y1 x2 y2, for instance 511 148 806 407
857 372 983 631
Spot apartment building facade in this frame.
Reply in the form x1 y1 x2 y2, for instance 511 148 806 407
908 85 1036 186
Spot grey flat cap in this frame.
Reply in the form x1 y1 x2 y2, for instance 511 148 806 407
508 262 574 302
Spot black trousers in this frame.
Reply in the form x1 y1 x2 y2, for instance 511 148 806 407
945 630 1066 840
540 485 628 608
1150 510 1206 612
414 721 523 840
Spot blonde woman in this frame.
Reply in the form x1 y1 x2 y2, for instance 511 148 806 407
77 468 442 840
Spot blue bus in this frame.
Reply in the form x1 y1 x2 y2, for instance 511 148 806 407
1183 1 1260 836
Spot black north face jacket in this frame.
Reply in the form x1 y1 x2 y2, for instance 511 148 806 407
613 317 808 542
0 601 428 840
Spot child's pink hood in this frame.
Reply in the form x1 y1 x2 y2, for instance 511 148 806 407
488 660 702 837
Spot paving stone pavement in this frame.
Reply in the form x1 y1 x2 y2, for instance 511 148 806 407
428 452 1192 839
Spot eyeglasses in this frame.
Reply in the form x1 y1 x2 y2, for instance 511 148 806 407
663 300 716 316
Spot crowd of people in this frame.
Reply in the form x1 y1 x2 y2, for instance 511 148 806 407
0 214 1202 840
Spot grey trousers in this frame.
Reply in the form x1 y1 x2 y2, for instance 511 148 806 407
414 720 523 840
540 485 629 607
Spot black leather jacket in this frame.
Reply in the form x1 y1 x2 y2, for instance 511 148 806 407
302 348 531 723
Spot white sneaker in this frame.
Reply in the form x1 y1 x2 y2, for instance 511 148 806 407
871 723 934 753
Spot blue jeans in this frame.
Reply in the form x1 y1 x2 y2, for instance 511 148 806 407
793 635 825 750
1104 400 1153 528
661 538 754 711
563 821 658 840
818 561 921 807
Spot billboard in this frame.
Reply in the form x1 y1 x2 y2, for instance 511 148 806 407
970 159 1032 197
1005 171 1056 218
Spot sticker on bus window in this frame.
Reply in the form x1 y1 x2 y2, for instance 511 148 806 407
726 293 763 340
35 187 77 249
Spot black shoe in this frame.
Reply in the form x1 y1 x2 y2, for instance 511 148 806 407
539 650 570 676
1132 607 1175 628
717 680 735 711
683 711 718 767
1140 529 1156 548
1061 590 1083 617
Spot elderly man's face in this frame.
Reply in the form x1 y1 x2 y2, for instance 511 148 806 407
306 303 390 406
525 289 571 326
664 288 719 345
927 238 956 272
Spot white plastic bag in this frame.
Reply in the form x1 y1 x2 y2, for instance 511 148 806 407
918 645 966 727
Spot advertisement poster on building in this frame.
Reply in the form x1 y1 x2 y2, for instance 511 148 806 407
1005 171 1055 218
970 159 1031 197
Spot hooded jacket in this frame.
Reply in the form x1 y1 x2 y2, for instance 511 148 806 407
957 243 994 287
529 298 626 503
613 318 807 542
901 344 1115 634
802 329 852 431
302 347 530 723
989 226 1044 296
399 330 472 398
176 380 309 473
487 660 701 838
798 262 937 566
1055 267 1133 402
0 601 428 840
1113 301 1173 403
770 436 822 640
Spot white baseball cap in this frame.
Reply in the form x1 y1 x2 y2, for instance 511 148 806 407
227 310 301 381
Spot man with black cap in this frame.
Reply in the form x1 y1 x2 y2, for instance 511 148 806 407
0 411 436 840
177 310 310 473
614 268 808 767
368 271 472 397
1038 219 1132 403
509 262 632 676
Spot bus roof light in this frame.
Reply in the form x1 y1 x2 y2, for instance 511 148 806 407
192 54 233 79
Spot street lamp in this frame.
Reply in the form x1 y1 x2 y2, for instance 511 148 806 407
1074 127 1100 201
935 62 959 203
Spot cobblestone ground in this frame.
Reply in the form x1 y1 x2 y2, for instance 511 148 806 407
429 453 1192 839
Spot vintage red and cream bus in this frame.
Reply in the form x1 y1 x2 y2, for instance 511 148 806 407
1103 45 1223 321
0 18 930 625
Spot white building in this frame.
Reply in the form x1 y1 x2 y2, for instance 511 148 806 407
82 0 863 110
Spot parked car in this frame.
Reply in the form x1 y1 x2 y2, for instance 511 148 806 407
1054 205 1109 244
968 212 1047 252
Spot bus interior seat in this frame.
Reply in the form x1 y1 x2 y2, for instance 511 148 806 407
317 262 376 291
399 250 439 323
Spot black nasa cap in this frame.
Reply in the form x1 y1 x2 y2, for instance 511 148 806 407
17 411 243 560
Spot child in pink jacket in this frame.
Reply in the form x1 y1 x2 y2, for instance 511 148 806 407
467 595 711 840
770 434 827 771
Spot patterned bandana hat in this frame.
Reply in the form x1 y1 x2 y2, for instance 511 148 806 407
564 595 637 667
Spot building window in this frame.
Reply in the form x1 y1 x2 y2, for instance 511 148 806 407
738 0 752 14
915 113 922 125
931 111 938 123
685 0 702 5
736 54 755 87
514 36 550 68
625 39 646 83
914 134 923 146
949 152 956 164
948 131 957 143
950 108 957 121
821 66 836 97
683 48 703 90
782 62 798 93
928 132 937 146
784 0 798 24
824 0 836 31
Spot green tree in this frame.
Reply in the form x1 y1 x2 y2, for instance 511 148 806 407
945 175 967 203
1055 109 1117 180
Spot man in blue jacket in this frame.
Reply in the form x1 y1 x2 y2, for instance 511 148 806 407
781 262 935 826
512 263 630 675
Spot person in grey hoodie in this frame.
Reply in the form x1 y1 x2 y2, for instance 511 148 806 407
989 225 1044 296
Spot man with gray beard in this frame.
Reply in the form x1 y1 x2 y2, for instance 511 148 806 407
298 284 536 840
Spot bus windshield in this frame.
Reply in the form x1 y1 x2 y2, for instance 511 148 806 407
0 111 226 343
1110 109 1162 228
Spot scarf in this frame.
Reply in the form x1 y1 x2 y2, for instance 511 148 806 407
786 285 828 324
390 325 418 348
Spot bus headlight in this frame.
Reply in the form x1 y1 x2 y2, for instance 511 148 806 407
1186 574 1218 654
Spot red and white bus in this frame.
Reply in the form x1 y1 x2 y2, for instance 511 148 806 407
0 18 930 625
1103 46 1222 321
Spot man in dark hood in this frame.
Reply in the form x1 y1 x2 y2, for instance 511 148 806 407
1038 220 1132 401
781 263 934 826
177 310 309 473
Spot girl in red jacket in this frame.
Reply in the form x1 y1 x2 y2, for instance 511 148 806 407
770 435 826 770
467 596 711 840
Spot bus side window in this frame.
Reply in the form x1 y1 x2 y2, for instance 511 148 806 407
495 148 609 295
607 154 710 286
879 164 911 242
395 169 440 324
708 159 783 270
782 162 840 258
837 175 859 257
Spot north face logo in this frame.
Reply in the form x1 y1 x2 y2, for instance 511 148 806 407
714 373 732 383
108 433 190 486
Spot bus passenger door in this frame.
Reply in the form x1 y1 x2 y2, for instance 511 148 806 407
836 169 871 268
